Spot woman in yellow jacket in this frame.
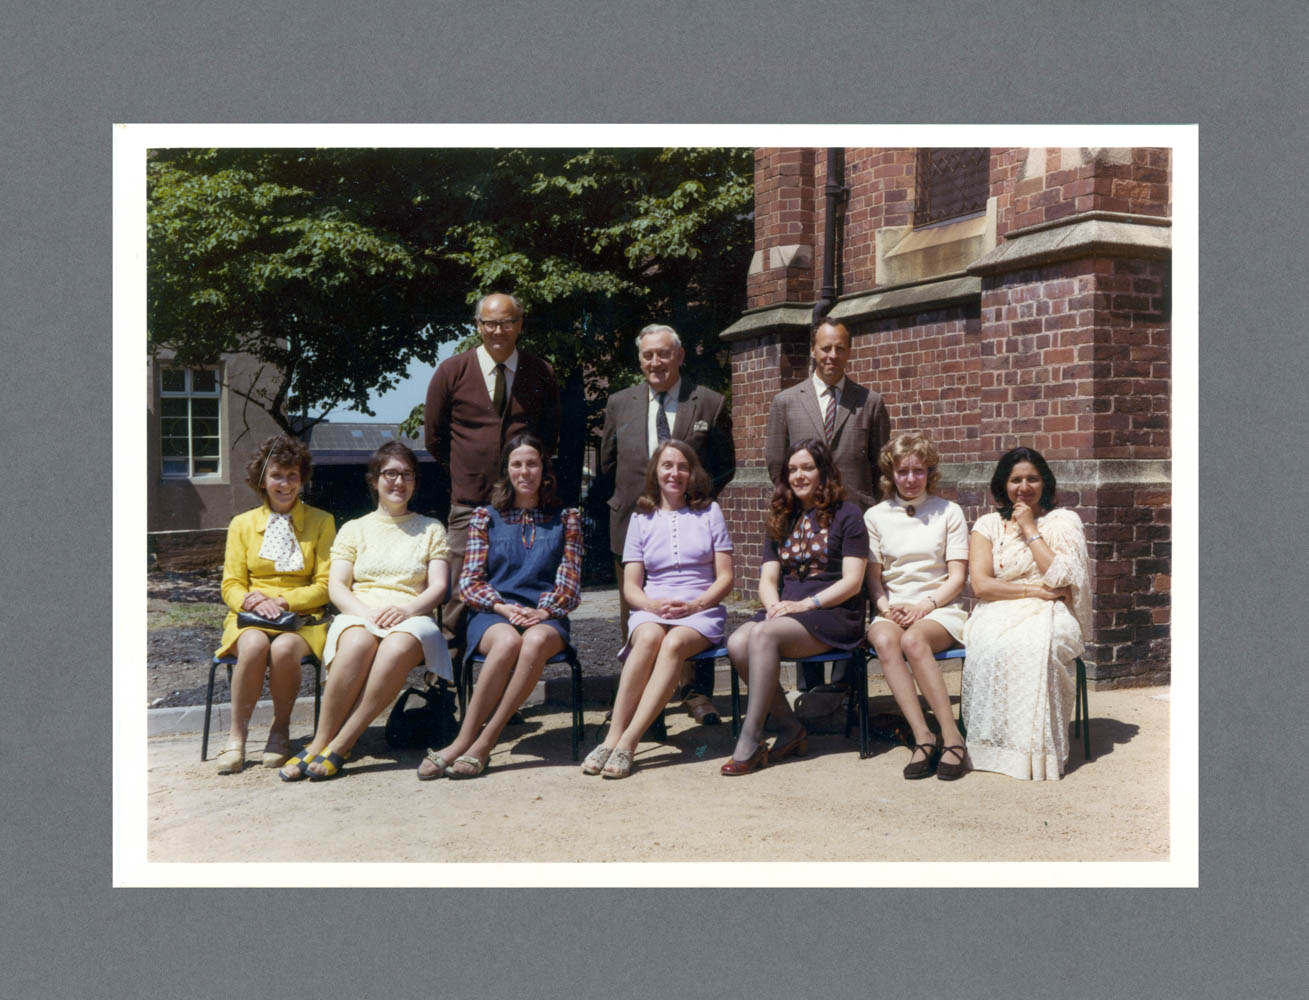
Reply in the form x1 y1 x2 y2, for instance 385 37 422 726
214 435 335 774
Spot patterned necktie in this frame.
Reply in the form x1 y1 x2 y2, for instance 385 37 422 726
823 384 838 442
655 390 671 444
492 363 507 418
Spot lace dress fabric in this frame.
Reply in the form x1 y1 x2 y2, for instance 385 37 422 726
961 509 1091 780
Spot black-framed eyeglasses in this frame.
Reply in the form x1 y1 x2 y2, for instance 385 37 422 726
380 469 416 482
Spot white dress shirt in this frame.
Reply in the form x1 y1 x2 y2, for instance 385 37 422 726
646 378 681 455
811 372 846 423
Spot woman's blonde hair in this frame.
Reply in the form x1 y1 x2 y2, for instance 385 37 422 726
878 432 941 500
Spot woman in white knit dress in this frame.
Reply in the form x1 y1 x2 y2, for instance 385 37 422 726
962 447 1091 781
863 433 970 780
281 442 453 781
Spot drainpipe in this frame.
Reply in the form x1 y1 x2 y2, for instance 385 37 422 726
812 147 847 324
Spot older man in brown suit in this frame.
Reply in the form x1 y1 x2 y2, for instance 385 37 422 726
598 323 734 722
425 292 561 635
764 316 890 690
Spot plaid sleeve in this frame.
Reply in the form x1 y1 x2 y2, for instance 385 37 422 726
457 508 502 612
539 507 584 617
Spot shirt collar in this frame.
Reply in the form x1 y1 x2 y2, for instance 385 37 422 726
812 372 846 398
476 344 519 376
648 377 681 403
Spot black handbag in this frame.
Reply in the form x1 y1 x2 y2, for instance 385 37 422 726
385 683 458 750
236 609 318 631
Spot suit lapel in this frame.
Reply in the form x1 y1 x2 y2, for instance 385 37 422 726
671 381 695 441
797 380 826 440
830 381 854 442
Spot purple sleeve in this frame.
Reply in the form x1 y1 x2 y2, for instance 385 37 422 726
620 513 646 564
761 528 780 565
836 502 869 559
708 503 733 552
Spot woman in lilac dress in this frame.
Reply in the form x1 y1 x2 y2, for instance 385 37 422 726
582 440 734 779
722 439 868 776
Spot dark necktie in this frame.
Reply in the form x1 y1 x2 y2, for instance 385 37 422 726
823 384 838 442
492 363 507 418
655 390 671 443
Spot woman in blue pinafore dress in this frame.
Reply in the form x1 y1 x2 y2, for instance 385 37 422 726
415 433 583 780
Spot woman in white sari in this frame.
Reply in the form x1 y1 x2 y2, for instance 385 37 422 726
962 447 1091 780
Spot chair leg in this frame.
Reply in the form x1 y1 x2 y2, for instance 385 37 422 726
856 651 870 760
729 667 741 738
651 709 668 743
310 658 322 729
201 659 222 761
568 650 583 761
455 659 470 721
1075 657 1092 761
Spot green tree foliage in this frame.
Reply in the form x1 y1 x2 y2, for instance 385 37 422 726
148 146 754 488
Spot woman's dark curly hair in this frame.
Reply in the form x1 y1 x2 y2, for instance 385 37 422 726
488 432 562 513
766 438 846 542
244 434 312 501
990 446 1059 520
635 439 713 514
365 441 420 502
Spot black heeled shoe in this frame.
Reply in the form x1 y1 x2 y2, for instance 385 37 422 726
902 739 941 780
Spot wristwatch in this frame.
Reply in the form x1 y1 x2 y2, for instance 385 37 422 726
810 596 822 609
1024 534 1041 545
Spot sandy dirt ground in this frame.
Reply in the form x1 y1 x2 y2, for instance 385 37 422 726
145 682 1169 865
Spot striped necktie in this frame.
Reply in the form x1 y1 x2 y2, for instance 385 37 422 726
823 384 838 442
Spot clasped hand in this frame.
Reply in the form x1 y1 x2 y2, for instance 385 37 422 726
881 600 935 627
242 590 288 619
499 603 549 627
648 597 701 619
367 605 411 629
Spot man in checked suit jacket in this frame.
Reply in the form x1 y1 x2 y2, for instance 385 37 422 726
764 317 891 689
598 323 735 722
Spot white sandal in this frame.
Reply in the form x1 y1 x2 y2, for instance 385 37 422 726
581 745 613 776
601 748 634 779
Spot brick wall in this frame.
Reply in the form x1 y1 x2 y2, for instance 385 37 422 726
979 257 1169 458
997 147 1172 237
854 306 982 462
838 147 915 295
726 146 1173 686
747 147 817 306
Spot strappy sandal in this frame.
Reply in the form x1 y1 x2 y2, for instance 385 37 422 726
936 744 968 781
581 745 613 776
278 747 320 782
601 748 633 779
447 754 488 779
903 738 941 780
418 751 452 781
306 748 351 781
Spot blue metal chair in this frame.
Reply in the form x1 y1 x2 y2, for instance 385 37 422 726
462 644 585 760
863 646 1092 762
201 654 322 761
